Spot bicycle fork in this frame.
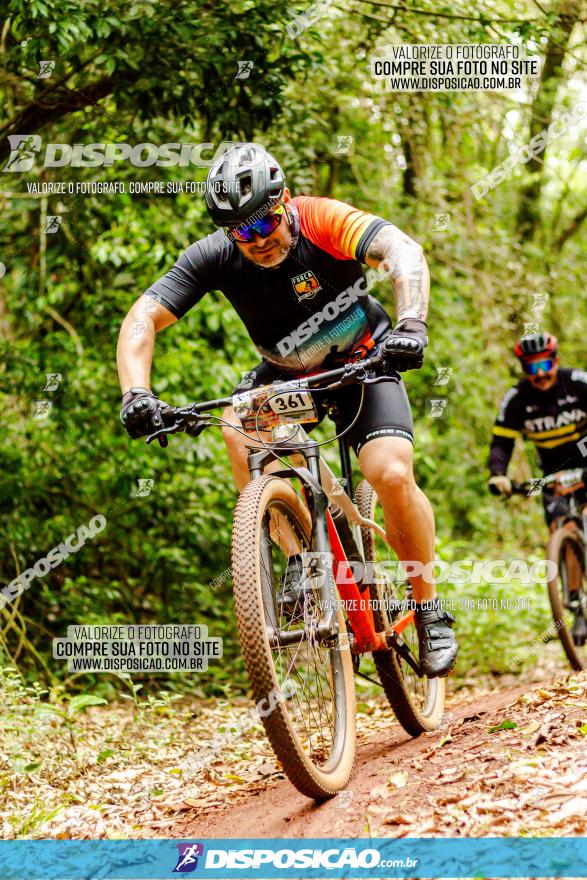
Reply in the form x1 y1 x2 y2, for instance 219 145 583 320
247 437 340 643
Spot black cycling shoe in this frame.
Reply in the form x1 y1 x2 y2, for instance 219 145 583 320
415 601 458 678
571 610 587 647
276 554 307 623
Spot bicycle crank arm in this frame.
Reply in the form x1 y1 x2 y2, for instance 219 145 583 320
384 628 422 676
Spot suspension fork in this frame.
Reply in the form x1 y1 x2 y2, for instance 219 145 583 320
338 434 354 501
297 442 341 638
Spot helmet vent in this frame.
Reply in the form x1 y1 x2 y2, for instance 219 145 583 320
204 143 286 225
514 332 558 360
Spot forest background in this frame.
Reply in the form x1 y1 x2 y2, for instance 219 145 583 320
1 0 586 698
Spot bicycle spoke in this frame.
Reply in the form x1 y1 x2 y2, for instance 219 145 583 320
256 499 342 767
356 479 444 734
370 510 429 710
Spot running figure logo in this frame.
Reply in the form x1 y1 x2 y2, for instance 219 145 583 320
173 843 204 873
235 61 254 79
2 134 42 172
526 478 545 496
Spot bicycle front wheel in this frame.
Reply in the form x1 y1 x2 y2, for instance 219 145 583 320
547 526 587 671
231 474 356 799
356 479 445 735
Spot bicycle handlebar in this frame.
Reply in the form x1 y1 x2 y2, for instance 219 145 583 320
509 469 586 497
146 349 393 445
510 480 536 496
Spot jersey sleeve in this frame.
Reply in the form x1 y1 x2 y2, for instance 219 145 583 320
571 369 587 402
570 369 587 445
143 231 226 319
294 196 389 263
488 387 524 475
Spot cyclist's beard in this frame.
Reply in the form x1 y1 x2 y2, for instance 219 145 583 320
530 370 558 391
243 208 299 270
244 237 293 270
256 243 291 269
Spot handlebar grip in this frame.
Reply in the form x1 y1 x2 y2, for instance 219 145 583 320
510 481 529 495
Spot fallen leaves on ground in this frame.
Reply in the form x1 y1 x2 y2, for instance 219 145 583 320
0 691 284 840
3 658 587 840
367 670 587 838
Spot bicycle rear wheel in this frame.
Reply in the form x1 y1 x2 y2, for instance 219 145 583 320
232 474 356 798
547 526 587 671
356 480 445 735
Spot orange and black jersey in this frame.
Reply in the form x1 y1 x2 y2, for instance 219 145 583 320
144 196 394 373
489 369 587 476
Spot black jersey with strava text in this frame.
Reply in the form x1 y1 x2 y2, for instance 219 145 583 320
488 368 587 476
144 196 398 373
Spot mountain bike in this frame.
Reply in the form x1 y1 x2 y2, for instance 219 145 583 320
147 351 445 798
511 469 587 671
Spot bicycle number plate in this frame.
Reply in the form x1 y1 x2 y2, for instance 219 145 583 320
554 468 585 495
268 390 317 422
233 384 318 432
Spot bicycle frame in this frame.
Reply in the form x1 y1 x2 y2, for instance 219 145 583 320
513 470 587 576
145 353 420 669
553 490 587 573
245 422 417 660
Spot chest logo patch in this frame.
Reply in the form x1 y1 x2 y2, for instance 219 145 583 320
291 270 322 301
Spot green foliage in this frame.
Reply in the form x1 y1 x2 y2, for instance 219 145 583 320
4 0 318 143
0 0 585 697
488 719 518 732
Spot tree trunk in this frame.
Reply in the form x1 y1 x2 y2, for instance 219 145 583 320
516 0 583 241
399 93 425 201
0 75 124 165
322 156 340 197
401 135 417 199
554 203 587 250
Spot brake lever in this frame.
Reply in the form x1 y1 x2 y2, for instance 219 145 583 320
318 362 369 393
363 372 400 385
146 412 211 446
146 423 186 445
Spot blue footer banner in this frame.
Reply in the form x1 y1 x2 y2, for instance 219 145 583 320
0 838 586 879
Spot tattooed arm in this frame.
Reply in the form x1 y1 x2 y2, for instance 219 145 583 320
364 225 429 323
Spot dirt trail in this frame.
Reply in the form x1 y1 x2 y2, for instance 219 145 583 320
170 672 587 839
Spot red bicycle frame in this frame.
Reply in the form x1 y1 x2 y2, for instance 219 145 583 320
326 508 415 654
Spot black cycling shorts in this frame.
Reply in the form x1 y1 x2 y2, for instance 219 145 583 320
233 360 414 456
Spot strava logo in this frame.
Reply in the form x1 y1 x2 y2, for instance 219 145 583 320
291 270 322 300
173 843 204 873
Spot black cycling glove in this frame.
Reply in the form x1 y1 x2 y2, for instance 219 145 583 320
233 370 258 394
120 387 173 439
382 318 428 372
